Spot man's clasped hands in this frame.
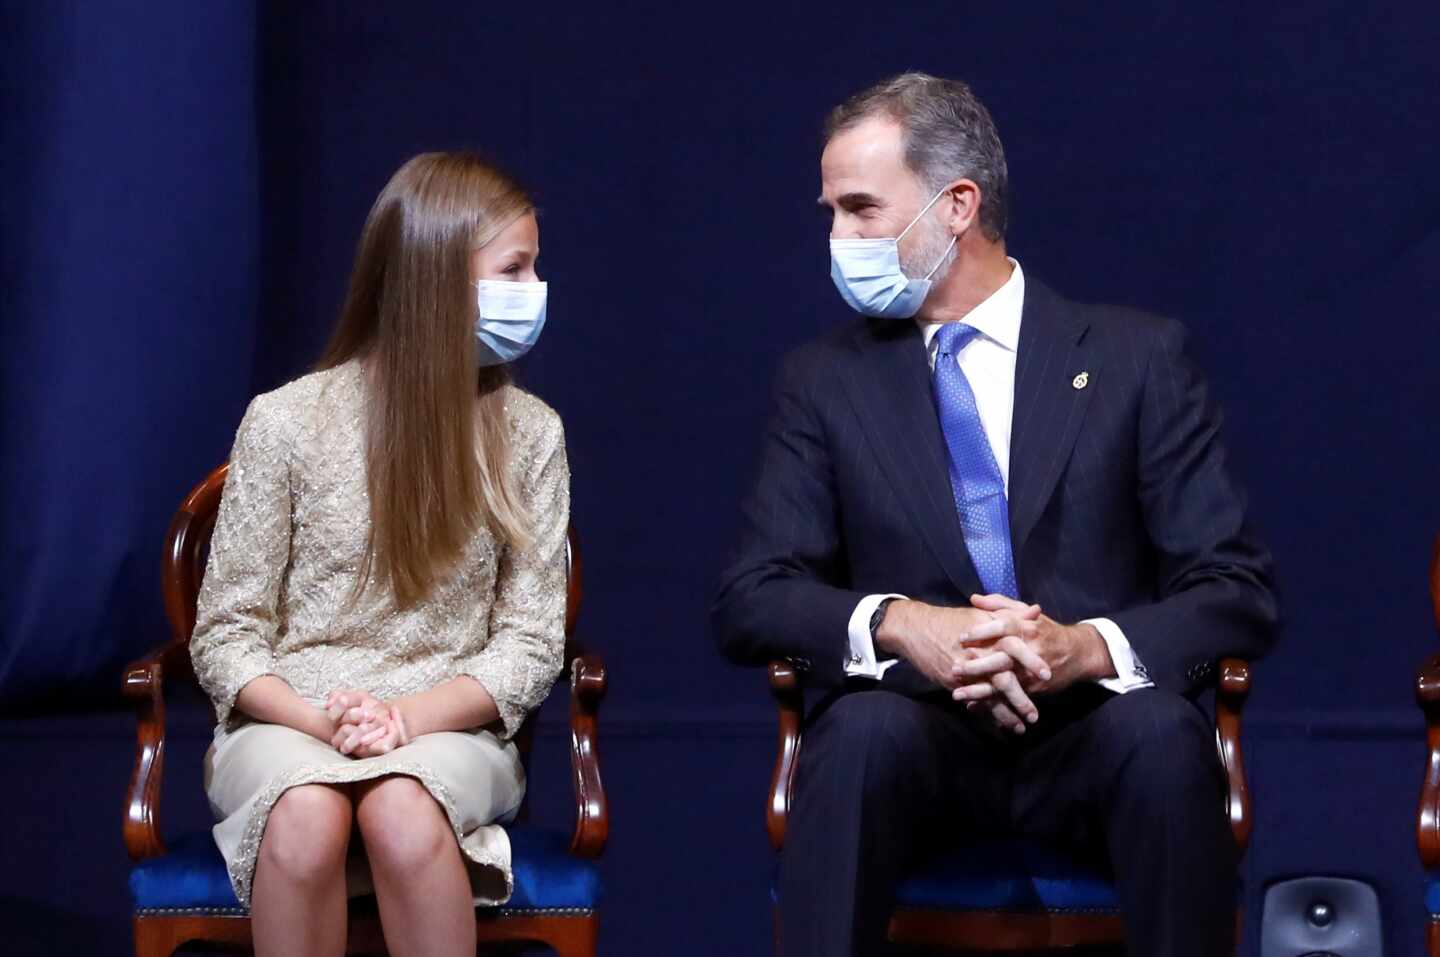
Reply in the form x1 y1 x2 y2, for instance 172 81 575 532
875 593 1117 735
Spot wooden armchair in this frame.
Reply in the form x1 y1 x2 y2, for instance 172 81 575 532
764 656 1254 952
1416 534 1440 956
122 463 609 957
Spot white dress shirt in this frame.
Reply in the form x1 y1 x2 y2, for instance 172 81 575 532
843 259 1153 694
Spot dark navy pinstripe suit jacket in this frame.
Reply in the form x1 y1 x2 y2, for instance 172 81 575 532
713 277 1278 697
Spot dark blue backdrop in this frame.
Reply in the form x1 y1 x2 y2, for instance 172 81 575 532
4 2 1439 954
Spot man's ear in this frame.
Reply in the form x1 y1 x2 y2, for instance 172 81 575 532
943 179 982 237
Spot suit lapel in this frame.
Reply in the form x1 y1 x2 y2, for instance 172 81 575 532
839 321 983 597
1007 278 1098 558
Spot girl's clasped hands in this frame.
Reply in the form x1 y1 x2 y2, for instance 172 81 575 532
324 689 411 757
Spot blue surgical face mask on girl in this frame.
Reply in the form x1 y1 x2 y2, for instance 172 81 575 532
474 280 547 366
828 187 957 319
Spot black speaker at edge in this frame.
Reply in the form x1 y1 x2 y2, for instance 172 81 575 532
1261 876 1382 957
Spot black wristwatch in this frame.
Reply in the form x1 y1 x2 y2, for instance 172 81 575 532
869 597 896 640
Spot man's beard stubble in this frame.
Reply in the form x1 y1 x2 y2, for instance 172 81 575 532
899 215 958 288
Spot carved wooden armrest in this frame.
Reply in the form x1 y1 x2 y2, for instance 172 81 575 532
1416 653 1440 869
121 641 186 861
767 660 806 852
568 651 609 857
1215 657 1253 853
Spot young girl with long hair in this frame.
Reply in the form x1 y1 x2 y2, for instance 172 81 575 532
191 151 567 957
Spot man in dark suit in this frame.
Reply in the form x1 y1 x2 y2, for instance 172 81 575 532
712 73 1278 957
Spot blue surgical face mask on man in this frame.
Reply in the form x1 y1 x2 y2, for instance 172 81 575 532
474 279 547 366
828 187 957 319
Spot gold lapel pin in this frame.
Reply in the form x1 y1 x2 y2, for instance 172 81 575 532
1072 372 1089 390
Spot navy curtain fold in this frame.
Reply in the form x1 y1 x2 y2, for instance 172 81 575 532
1 0 261 708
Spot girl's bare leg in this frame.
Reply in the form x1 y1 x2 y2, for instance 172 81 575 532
354 775 475 957
251 783 353 957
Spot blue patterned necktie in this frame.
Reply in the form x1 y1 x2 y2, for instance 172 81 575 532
931 322 1019 598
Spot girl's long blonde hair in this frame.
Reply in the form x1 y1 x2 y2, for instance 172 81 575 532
318 152 532 608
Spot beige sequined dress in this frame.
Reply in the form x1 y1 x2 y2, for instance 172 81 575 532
189 360 569 909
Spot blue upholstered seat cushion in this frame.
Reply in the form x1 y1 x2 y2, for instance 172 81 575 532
130 826 600 915
506 826 602 912
130 831 243 914
1426 877 1440 916
771 839 1119 913
895 839 1118 912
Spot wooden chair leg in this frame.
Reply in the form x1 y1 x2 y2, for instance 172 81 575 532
1429 916 1440 957
474 914 598 957
132 918 177 957
536 915 597 957
133 915 252 957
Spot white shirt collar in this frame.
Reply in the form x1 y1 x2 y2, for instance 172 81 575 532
919 257 1024 353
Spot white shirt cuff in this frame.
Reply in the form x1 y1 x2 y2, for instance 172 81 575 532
845 594 907 679
1083 617 1154 693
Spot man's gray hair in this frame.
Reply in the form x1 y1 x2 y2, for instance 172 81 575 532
825 72 1008 241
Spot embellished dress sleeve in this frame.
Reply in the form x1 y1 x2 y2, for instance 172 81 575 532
464 413 570 738
190 396 294 726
